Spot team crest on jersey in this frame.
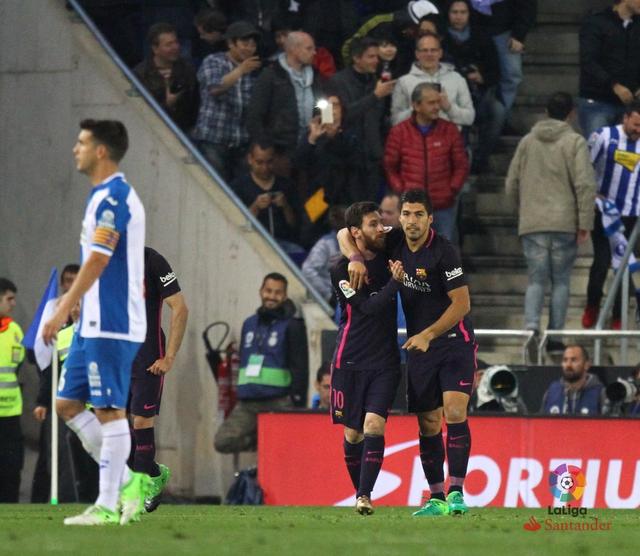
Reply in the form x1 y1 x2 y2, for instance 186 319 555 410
334 410 343 418
416 268 427 278
244 331 254 347
338 280 356 299
268 331 279 347
98 209 116 229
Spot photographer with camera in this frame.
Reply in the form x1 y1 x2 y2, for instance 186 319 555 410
604 366 640 417
471 364 527 414
134 23 199 132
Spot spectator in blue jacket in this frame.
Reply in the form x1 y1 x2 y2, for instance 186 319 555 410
541 345 604 415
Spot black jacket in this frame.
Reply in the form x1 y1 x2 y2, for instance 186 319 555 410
329 67 387 161
579 7 640 104
246 62 324 154
471 0 537 42
442 26 500 90
133 57 199 131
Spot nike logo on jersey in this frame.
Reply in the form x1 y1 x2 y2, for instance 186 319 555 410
458 380 472 387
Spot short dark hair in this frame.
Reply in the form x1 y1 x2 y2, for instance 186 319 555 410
624 100 640 117
565 344 590 361
248 139 275 155
316 362 331 382
261 272 288 289
411 82 441 103
416 31 441 49
194 9 227 33
61 264 80 281
546 92 574 121
0 278 17 296
328 205 346 231
345 201 379 229
400 189 433 214
147 22 177 47
79 119 129 162
350 36 379 61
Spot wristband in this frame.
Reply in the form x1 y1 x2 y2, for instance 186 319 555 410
349 254 365 263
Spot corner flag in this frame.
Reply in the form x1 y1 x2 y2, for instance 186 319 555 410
23 268 58 371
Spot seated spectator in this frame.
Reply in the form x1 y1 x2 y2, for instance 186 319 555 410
232 141 303 257
577 0 640 137
134 23 199 132
379 192 401 228
192 21 261 182
310 363 332 410
247 32 321 177
192 8 228 66
302 206 346 304
541 345 604 415
384 82 469 240
442 0 505 173
470 0 537 128
330 37 396 201
341 0 440 75
391 32 475 127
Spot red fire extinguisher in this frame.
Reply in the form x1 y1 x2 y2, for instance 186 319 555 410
203 322 239 420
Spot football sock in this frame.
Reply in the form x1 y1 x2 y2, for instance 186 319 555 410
357 434 385 498
343 438 364 491
66 410 102 463
133 427 160 477
446 420 471 494
96 419 131 512
419 432 445 501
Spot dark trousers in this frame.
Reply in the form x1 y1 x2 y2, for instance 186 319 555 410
587 211 638 319
0 416 23 503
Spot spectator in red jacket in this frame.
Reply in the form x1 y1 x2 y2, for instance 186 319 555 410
384 82 469 240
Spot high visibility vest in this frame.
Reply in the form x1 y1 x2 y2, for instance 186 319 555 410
0 318 25 417
57 324 74 363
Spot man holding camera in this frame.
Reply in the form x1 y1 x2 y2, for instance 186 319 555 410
134 23 199 132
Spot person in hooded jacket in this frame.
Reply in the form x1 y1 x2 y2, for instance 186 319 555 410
506 93 597 352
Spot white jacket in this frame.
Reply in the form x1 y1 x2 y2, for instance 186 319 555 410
391 62 475 127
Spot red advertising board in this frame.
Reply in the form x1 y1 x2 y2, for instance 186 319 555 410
258 413 640 508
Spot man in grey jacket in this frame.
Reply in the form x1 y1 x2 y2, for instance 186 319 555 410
391 32 474 127
506 92 597 354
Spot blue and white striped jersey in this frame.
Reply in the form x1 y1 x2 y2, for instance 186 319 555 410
78 172 146 342
589 125 640 216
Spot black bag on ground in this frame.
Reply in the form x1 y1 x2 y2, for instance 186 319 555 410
224 466 264 505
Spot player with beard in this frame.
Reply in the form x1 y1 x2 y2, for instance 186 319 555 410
338 189 476 517
330 202 404 515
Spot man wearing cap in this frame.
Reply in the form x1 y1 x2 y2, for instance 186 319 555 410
341 1 440 75
192 21 262 182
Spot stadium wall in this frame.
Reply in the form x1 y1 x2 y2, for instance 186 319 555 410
0 0 333 499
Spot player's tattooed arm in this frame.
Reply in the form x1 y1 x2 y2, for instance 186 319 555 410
403 285 471 352
148 292 189 375
337 227 367 289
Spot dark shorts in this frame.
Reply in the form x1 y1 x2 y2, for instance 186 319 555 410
128 360 165 417
407 341 477 413
330 365 400 430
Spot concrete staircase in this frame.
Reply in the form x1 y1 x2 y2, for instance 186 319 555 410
463 0 640 365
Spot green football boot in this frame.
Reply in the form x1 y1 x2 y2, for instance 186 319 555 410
63 504 119 526
119 471 152 525
144 463 171 513
412 497 450 517
446 491 469 516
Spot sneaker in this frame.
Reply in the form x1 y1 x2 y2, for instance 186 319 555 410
119 471 152 525
446 491 468 516
64 504 119 526
355 495 374 515
412 497 449 517
144 463 171 513
582 305 599 328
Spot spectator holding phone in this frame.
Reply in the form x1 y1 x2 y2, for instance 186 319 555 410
134 22 199 131
192 21 262 182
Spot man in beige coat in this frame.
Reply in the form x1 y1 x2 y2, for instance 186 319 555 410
506 92 597 354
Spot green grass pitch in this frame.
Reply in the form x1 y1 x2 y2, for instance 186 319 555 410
2 505 637 556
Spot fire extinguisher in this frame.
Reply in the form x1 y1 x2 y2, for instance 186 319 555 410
203 322 239 420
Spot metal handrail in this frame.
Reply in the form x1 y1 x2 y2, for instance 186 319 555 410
398 328 536 364
539 329 640 365
66 0 332 315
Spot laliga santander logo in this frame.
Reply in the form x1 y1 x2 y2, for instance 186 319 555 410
548 463 586 504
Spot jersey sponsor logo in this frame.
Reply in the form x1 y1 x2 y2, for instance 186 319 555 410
445 267 463 281
338 280 356 299
160 271 177 287
402 273 431 293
